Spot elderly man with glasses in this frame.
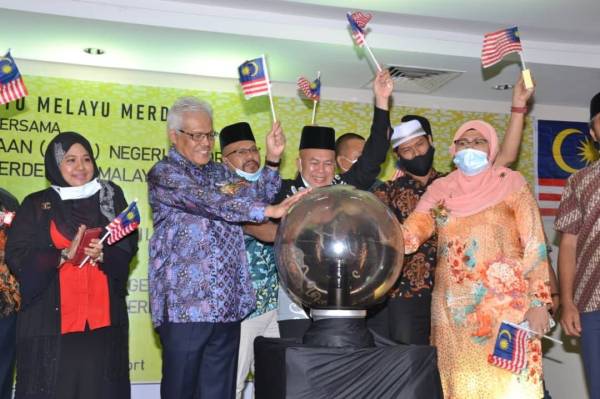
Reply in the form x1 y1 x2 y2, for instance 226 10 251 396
148 97 307 399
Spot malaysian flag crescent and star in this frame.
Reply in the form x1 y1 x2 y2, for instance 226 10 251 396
536 120 599 218
0 51 28 105
297 75 321 101
106 201 141 245
481 26 523 68
487 322 528 374
238 56 270 99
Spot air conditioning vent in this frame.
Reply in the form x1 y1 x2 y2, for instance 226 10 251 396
365 65 463 93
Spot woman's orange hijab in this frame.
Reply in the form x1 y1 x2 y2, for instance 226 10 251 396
415 120 527 218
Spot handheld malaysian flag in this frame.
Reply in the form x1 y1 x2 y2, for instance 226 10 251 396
0 51 28 105
106 201 141 245
487 322 528 373
346 11 381 72
78 200 141 267
238 55 277 121
481 26 533 88
297 73 321 124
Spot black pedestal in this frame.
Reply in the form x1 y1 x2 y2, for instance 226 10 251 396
254 333 443 399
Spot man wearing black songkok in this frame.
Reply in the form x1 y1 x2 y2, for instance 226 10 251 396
273 70 394 339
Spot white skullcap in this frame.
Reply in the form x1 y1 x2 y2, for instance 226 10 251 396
390 119 427 148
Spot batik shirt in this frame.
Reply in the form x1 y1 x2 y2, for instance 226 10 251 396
555 160 600 313
244 235 278 319
373 169 444 298
148 147 281 326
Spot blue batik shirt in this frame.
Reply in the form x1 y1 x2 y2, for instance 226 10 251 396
244 234 278 319
148 147 281 327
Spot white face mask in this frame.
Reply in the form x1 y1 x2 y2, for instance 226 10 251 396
234 167 263 182
453 149 489 176
51 178 102 200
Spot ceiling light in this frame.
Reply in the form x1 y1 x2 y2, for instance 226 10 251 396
492 84 513 90
83 47 105 55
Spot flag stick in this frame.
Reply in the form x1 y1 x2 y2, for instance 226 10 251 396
518 51 534 89
78 198 139 268
364 42 382 72
262 54 277 122
311 71 320 125
78 232 110 268
505 321 563 344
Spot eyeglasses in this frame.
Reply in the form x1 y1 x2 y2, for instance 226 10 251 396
453 138 488 148
224 146 261 158
177 129 217 142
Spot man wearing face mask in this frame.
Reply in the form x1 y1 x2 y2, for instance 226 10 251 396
219 121 281 399
335 133 383 191
370 76 534 344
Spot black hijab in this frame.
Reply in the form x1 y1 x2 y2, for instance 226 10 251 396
44 132 104 239
44 132 99 187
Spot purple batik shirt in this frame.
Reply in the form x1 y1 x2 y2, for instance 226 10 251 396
148 147 281 327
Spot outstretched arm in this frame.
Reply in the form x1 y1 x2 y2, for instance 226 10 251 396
494 74 535 167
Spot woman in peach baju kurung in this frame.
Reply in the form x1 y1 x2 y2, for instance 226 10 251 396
402 120 552 399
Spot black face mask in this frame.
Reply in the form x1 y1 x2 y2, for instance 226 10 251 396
396 145 435 177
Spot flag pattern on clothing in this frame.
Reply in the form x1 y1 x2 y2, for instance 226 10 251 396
0 52 28 105
297 76 321 101
481 26 523 68
487 322 528 373
536 120 598 217
106 201 140 245
346 11 372 47
238 57 270 99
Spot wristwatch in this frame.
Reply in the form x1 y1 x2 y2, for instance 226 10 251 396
265 159 281 167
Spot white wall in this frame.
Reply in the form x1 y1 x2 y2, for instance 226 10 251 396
17 59 590 399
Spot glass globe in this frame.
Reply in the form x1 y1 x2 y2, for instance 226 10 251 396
274 185 404 310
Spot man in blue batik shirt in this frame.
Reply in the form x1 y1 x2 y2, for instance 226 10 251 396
219 121 281 399
148 97 306 399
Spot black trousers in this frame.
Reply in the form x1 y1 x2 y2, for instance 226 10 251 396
158 321 241 399
0 314 15 399
367 293 432 345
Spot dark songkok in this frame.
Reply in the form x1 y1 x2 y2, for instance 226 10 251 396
219 122 256 151
401 115 432 137
591 92 600 122
299 125 336 150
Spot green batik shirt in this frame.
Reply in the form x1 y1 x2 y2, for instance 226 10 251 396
244 234 278 319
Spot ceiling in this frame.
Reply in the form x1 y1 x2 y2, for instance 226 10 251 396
1 0 599 107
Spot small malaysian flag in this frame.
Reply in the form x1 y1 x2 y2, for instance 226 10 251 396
106 201 140 245
0 51 28 105
481 26 523 68
297 76 321 101
238 56 271 99
346 11 371 47
487 322 528 373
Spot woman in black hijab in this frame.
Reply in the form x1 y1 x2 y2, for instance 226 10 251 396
6 132 138 399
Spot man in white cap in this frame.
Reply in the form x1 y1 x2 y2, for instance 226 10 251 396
369 76 534 345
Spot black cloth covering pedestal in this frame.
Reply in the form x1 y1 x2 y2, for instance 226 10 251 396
254 333 443 399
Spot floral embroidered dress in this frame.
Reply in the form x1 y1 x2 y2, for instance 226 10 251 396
403 185 551 399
